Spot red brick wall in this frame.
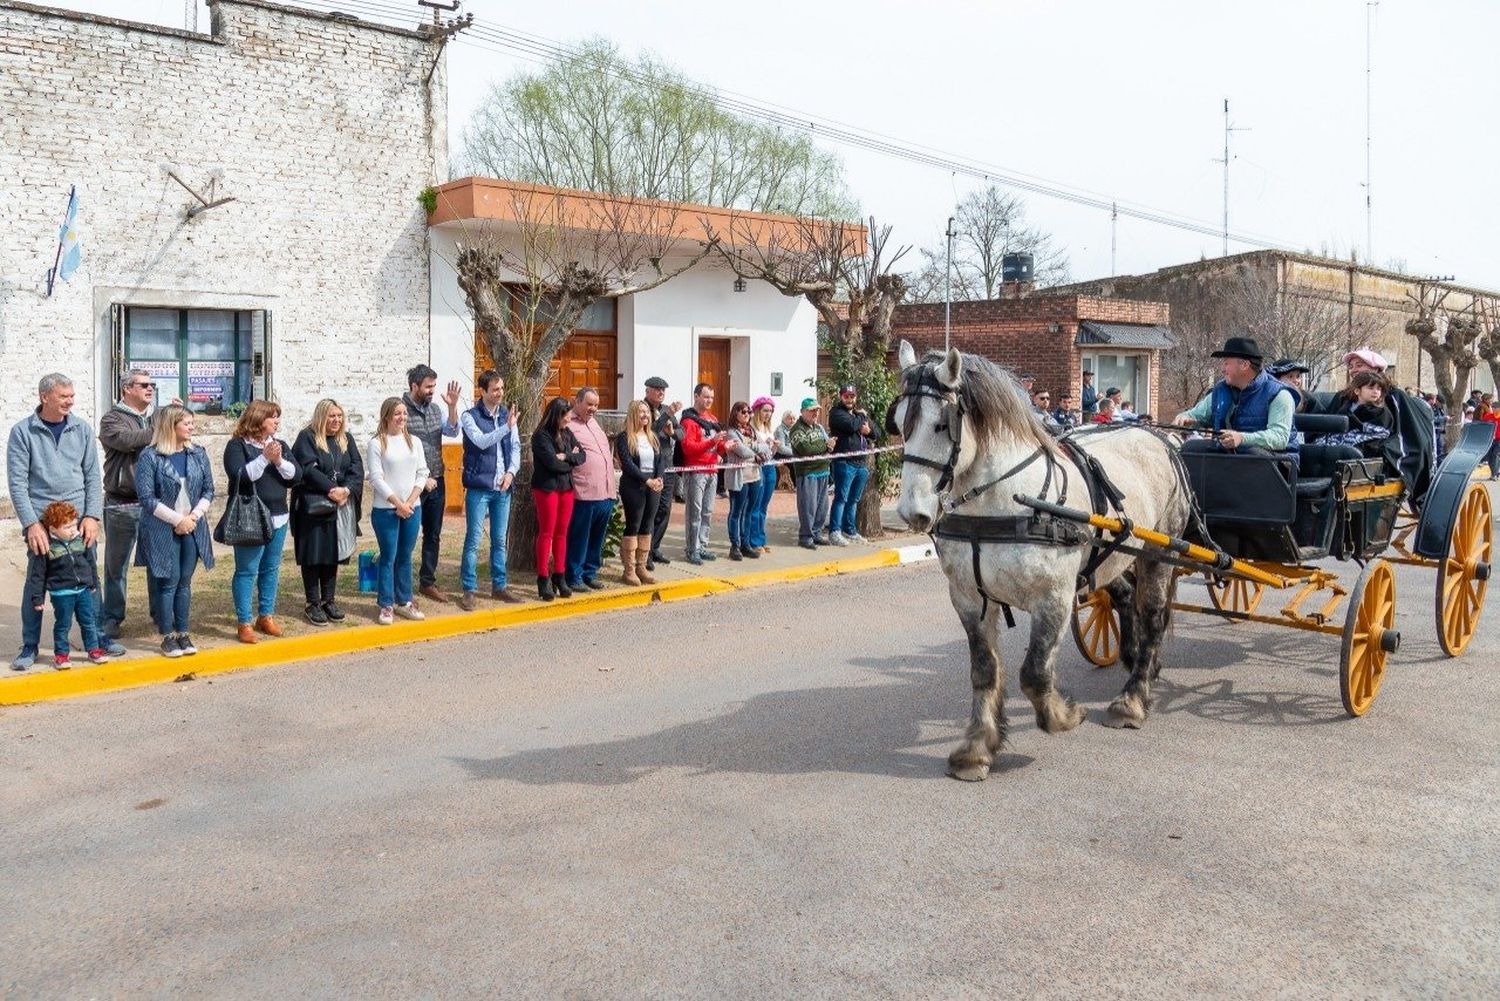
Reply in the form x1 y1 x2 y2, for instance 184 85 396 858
891 296 1169 415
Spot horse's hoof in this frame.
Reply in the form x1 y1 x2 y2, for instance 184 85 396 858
1103 698 1146 729
1039 700 1087 734
948 763 991 782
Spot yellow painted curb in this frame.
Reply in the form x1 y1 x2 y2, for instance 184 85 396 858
1 547 911 706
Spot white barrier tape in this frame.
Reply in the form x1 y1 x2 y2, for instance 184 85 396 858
665 443 903 476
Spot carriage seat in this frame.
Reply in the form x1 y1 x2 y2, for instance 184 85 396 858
1294 413 1349 440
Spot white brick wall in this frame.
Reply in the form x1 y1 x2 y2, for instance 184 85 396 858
0 0 446 506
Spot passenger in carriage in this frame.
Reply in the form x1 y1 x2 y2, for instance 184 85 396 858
1268 358 1313 449
1339 347 1436 499
1319 370 1396 460
1173 336 1293 455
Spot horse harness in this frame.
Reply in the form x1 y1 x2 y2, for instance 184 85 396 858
888 368 1138 625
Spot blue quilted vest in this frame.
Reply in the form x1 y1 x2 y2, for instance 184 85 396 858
461 405 516 492
1210 370 1291 436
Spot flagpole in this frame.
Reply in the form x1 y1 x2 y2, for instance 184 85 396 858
45 185 74 298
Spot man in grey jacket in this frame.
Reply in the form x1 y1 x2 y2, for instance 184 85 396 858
6 373 124 669
97 368 161 638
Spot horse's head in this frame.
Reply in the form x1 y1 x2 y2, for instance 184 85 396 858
890 339 969 534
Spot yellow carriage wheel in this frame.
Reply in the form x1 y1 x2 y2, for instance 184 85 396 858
1340 560 1399 718
1207 576 1265 619
1435 482 1492 657
1072 588 1120 668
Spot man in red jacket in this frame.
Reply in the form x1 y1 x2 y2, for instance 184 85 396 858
679 382 726 565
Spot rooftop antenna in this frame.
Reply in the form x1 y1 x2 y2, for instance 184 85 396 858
184 0 196 31
1214 99 1251 257
1364 2 1378 263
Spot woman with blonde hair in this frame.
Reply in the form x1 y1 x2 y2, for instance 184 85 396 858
134 404 214 658
291 398 364 625
366 396 428 625
746 396 778 554
219 399 301 644
613 398 666 585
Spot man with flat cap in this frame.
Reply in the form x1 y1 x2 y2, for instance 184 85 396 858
1267 358 1313 449
1173 336 1294 454
643 376 682 569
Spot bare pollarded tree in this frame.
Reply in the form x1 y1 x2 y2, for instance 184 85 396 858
1226 273 1383 392
906 185 1069 302
446 188 716 569
711 214 909 537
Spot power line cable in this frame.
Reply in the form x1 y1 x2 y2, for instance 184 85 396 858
306 0 1297 249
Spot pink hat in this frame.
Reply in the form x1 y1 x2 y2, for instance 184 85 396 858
1343 348 1389 371
751 395 775 411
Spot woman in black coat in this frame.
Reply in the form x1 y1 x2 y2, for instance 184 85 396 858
291 399 364 625
613 398 667 585
531 396 586 601
219 400 301 643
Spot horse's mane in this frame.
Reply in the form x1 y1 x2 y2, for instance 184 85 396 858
919 350 1059 457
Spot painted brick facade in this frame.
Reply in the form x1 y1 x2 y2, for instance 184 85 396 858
0 0 445 507
891 295 1169 416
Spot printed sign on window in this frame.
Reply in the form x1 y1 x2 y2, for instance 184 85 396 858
187 361 234 377
130 360 179 378
188 375 228 403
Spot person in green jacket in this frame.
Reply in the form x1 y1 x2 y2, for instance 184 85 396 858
789 398 835 549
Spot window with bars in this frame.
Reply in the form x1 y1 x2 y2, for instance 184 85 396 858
113 306 271 414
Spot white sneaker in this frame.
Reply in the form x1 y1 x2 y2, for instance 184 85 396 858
829 531 850 547
377 606 394 625
394 601 425 621
847 532 865 543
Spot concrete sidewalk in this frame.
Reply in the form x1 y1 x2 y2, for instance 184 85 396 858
0 495 930 705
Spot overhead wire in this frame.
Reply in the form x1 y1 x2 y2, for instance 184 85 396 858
305 0 1297 249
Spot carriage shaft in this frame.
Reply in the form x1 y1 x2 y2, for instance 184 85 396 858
1169 601 1344 635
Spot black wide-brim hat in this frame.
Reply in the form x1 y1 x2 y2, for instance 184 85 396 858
1210 336 1264 362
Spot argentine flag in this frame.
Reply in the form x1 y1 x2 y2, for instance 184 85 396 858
57 186 81 283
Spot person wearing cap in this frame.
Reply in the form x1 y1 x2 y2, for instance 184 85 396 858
788 398 835 549
827 384 874 544
1080 369 1098 418
746 396 779 554
1103 387 1124 421
1173 336 1294 453
643 376 682 569
1019 374 1036 395
1335 347 1436 498
1268 358 1311 395
679 382 727 565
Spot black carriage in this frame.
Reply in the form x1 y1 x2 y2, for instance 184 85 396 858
1068 414 1493 716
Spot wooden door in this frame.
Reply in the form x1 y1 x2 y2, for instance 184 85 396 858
697 337 731 414
477 331 618 409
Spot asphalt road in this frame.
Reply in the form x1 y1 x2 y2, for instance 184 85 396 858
2 558 1497 998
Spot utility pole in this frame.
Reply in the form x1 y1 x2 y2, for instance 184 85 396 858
417 0 474 84
1110 201 1118 276
1365 1 1378 263
944 216 955 353
1215 99 1250 257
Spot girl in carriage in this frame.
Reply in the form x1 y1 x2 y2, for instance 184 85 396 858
1321 370 1396 459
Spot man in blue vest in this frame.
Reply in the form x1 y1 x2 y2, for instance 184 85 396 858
1173 336 1294 454
457 369 523 609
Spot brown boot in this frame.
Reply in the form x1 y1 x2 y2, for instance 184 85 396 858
237 623 258 644
621 536 640 586
254 614 282 637
634 535 657 584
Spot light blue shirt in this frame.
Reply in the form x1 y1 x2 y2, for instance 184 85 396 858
459 404 522 489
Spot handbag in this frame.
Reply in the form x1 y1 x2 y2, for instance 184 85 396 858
302 492 337 518
214 464 273 547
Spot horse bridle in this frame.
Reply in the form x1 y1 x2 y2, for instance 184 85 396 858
885 365 965 493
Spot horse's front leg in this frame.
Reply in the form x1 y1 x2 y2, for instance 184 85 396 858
1105 560 1174 729
947 605 1006 782
1020 590 1087 734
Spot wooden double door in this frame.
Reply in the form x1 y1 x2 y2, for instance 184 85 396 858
475 331 617 410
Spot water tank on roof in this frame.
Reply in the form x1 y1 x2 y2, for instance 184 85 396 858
1002 252 1034 284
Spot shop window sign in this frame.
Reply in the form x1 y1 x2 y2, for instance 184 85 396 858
125 307 258 415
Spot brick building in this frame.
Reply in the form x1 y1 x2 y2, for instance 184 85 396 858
891 295 1172 417
0 0 444 507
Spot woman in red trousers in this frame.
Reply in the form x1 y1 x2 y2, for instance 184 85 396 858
531 396 586 600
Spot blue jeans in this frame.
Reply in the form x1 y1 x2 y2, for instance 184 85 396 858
727 478 760 549
50 589 101 655
152 532 198 635
748 464 776 548
461 487 512 592
232 521 289 624
371 504 421 609
21 543 101 654
831 460 871 536
102 503 157 631
566 498 615 584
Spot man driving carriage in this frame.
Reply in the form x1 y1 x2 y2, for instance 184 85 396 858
1172 336 1294 455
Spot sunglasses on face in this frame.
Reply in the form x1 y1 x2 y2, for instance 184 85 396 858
129 382 155 390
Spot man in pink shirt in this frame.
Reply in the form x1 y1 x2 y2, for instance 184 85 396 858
564 387 618 590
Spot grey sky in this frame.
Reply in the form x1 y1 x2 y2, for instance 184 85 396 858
51 0 1500 289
